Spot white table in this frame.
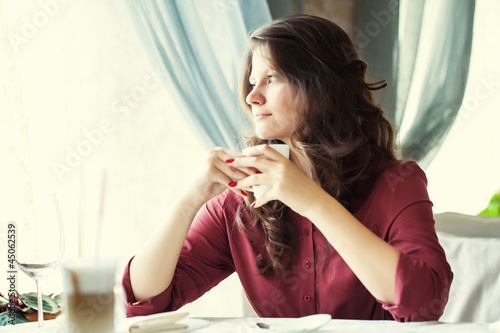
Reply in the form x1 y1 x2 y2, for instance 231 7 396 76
1 317 498 332
202 317 497 333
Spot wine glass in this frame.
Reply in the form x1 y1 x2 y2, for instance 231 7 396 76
16 193 65 330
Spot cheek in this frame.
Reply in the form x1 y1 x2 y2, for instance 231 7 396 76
276 87 295 109
280 92 304 124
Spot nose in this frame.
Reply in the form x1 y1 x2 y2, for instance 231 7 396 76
246 85 265 106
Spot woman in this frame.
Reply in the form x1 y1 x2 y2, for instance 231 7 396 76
123 14 452 322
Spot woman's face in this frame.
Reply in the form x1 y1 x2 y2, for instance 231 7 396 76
245 48 303 144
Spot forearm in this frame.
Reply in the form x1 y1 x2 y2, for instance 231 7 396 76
302 188 399 304
129 182 218 301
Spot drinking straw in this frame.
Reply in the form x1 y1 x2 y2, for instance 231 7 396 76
50 192 65 263
95 172 107 260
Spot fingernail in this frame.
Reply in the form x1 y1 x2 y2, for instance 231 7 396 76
240 190 248 197
251 202 256 208
228 181 237 187
255 170 262 174
225 159 234 163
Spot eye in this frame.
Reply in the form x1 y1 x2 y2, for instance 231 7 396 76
247 82 255 91
265 75 276 84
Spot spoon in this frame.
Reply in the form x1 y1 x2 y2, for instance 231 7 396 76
256 322 271 329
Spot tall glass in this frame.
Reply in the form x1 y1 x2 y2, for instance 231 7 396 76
16 193 65 330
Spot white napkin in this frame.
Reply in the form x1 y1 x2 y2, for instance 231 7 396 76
126 311 189 333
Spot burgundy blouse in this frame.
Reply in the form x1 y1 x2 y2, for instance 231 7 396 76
122 161 452 321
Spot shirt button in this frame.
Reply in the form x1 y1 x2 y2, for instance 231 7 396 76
305 260 311 268
304 228 310 236
303 294 311 302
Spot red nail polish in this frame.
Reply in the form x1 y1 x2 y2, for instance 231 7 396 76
226 159 234 163
240 190 248 197
255 170 262 174
228 181 237 187
251 202 256 208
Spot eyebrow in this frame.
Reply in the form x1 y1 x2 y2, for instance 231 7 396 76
248 72 276 83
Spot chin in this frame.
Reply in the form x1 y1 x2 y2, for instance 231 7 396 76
256 133 275 141
255 129 289 143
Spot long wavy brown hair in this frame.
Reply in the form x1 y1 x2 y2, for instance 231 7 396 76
236 14 401 276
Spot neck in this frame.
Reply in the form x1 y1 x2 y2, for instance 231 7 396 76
289 145 313 178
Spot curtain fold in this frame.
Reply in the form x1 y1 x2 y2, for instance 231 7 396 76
394 0 424 128
398 0 475 165
123 0 272 149
357 0 475 166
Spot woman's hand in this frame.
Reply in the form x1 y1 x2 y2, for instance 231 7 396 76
199 147 255 202
227 145 321 214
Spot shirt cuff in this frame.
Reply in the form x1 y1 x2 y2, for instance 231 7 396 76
379 253 447 322
122 257 174 317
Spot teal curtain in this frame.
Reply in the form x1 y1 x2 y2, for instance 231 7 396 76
123 0 272 149
397 0 475 166
357 0 475 166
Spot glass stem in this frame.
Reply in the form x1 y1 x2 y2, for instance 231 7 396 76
36 278 44 327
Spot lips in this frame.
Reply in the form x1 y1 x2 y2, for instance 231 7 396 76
254 113 272 120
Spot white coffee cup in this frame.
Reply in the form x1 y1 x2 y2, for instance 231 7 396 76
61 259 117 333
245 144 290 200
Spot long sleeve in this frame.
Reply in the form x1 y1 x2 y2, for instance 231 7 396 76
122 191 238 317
357 161 453 321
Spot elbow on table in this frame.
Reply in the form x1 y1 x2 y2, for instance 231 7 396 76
411 271 453 322
384 256 453 322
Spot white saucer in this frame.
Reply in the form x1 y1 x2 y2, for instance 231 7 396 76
115 317 210 332
255 314 331 332
56 315 210 332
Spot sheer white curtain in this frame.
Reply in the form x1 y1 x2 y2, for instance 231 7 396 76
396 0 474 166
123 0 271 149
1 0 82 298
1 0 247 317
425 0 500 215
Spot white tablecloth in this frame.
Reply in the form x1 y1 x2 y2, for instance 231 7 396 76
1 317 498 332
200 317 498 333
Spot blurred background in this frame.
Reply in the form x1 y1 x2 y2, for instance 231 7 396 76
1 0 499 317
